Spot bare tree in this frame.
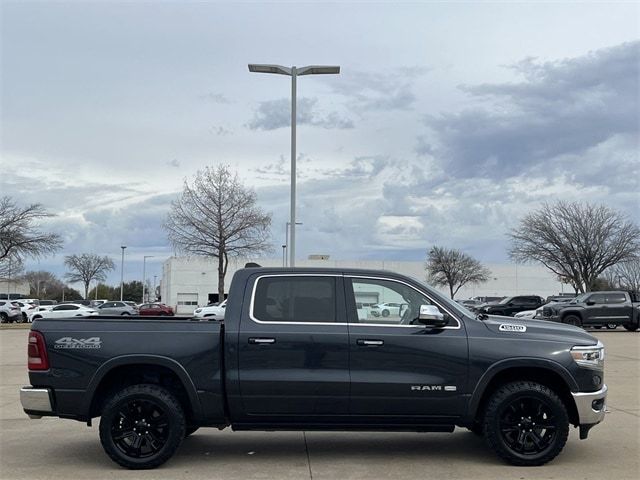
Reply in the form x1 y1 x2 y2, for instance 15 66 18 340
0 196 62 263
509 201 640 293
23 270 61 297
164 165 272 301
426 246 491 299
0 255 24 279
64 254 116 299
603 259 640 292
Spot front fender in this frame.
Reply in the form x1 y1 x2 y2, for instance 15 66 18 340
465 357 579 421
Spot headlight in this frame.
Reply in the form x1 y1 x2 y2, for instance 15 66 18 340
571 341 605 369
194 309 202 313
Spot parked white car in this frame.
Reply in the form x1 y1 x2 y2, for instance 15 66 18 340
14 301 39 323
0 300 22 323
514 309 537 319
193 299 227 319
369 302 403 318
30 304 99 321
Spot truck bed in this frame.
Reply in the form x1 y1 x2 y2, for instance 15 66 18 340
28 316 226 425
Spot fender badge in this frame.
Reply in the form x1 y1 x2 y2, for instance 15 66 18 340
499 324 527 333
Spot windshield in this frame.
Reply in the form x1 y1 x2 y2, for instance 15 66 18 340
498 296 515 305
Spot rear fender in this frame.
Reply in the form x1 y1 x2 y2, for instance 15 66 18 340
83 354 202 419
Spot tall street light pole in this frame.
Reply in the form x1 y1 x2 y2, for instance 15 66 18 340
120 245 127 301
285 221 303 267
142 255 154 303
248 64 340 267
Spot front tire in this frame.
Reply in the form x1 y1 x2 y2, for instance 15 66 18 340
563 315 582 328
99 384 185 469
381 309 390 317
483 381 569 466
605 323 617 330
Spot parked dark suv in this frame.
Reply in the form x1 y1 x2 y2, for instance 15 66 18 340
477 295 545 317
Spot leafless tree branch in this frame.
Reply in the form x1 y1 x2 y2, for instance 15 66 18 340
163 165 272 300
509 201 640 293
426 246 491 299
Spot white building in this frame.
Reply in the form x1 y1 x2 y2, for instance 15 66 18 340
161 256 573 315
0 279 30 299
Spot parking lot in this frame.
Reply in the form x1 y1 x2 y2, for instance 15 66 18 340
0 327 638 480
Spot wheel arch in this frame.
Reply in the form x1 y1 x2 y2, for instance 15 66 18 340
85 355 203 422
466 359 579 427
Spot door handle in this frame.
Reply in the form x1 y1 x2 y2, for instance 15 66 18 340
248 337 276 345
357 339 384 347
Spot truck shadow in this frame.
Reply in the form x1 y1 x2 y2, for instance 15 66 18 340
174 430 496 465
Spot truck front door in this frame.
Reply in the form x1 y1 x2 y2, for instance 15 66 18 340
345 276 468 419
237 274 350 416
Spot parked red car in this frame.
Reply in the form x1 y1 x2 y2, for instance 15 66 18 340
137 303 174 316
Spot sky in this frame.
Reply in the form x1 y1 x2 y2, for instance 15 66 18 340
1 0 639 289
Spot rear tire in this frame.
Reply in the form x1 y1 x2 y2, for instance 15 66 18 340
99 384 185 469
563 315 582 328
483 381 569 466
0 312 8 323
184 426 199 437
21 313 28 323
623 323 639 332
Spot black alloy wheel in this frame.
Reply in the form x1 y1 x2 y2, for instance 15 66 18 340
99 384 185 469
484 381 569 466
605 323 617 330
381 309 390 317
111 398 169 458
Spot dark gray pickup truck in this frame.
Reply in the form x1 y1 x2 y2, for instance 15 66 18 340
541 290 640 331
21 267 607 469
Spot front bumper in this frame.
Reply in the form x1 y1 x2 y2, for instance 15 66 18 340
20 386 53 419
571 384 607 437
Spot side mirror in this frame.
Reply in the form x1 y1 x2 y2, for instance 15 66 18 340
586 301 596 306
418 305 448 328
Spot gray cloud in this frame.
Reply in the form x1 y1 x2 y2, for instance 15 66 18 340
330 67 429 112
424 41 640 181
167 159 181 168
198 92 231 104
247 97 354 131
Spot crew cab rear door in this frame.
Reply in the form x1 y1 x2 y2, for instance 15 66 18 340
345 275 468 417
237 273 350 416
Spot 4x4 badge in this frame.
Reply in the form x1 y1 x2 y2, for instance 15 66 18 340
54 337 102 349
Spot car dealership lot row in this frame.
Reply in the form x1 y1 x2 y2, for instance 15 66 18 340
1 329 638 480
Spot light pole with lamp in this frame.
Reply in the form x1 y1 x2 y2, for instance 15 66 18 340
248 64 340 267
142 255 154 303
120 246 127 301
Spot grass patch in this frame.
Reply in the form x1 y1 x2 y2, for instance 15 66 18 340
0 323 31 330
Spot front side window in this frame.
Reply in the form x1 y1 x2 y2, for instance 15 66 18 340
348 278 454 326
252 276 336 323
589 294 606 304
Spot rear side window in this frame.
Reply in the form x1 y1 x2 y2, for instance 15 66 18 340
605 293 626 304
252 276 336 323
